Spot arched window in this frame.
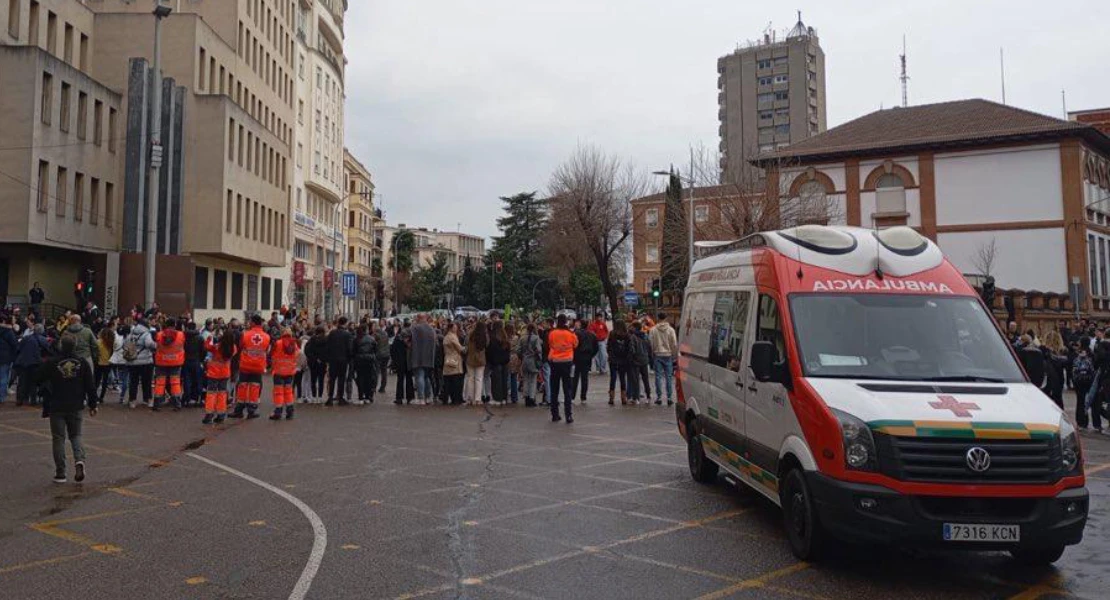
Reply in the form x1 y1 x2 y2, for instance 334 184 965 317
797 180 828 225
875 173 906 214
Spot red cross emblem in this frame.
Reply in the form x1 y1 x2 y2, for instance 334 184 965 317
250 333 264 345
929 395 980 418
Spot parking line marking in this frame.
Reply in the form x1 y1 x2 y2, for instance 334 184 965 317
1006 574 1064 600
188 452 327 600
1084 461 1110 475
695 562 809 600
0 552 90 575
28 523 123 555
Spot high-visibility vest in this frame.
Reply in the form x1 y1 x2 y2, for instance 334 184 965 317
205 339 235 379
154 330 185 367
239 327 271 374
271 340 299 377
547 328 578 363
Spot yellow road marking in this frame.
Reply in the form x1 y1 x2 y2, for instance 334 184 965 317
185 577 208 585
0 423 188 468
341 544 360 550
107 487 162 501
29 523 122 555
1085 461 1110 475
248 520 266 526
37 505 162 527
0 552 90 575
695 562 810 600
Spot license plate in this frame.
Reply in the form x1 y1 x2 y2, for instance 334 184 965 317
943 523 1020 542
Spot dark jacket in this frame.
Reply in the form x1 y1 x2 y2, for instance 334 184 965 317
354 334 377 360
0 324 18 365
409 323 437 370
305 334 327 364
325 328 354 363
630 332 651 367
608 335 631 368
37 354 97 415
573 328 599 363
15 332 50 367
486 339 511 366
29 287 45 304
1019 345 1046 387
390 334 409 370
184 330 205 363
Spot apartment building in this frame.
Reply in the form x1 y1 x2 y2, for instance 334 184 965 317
717 15 826 183
435 231 486 275
344 148 375 314
0 0 123 311
377 224 486 314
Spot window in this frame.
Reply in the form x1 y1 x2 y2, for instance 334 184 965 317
875 172 907 214
36 160 49 212
58 81 70 132
757 92 774 104
316 66 322 89
28 1 38 46
8 0 20 39
93 100 103 146
646 243 659 264
46 10 55 54
225 190 233 232
246 274 259 312
274 279 283 308
76 92 87 139
212 269 227 309
1102 238 1109 298
79 33 87 70
63 22 72 63
105 182 114 227
261 276 272 310
236 194 243 235
758 76 772 86
756 59 772 69
297 143 303 167
774 91 789 101
231 273 245 310
796 181 828 225
89 177 100 224
709 291 751 371
773 57 788 67
40 71 52 125
773 74 788 84
227 118 235 160
759 110 773 122
108 108 117 152
55 166 66 217
194 267 209 309
695 205 709 223
73 172 83 221
775 124 790 136
315 109 321 131
298 100 303 123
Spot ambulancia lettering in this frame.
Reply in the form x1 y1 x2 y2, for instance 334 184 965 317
810 279 954 294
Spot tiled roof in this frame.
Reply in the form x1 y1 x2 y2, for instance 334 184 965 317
753 99 1110 164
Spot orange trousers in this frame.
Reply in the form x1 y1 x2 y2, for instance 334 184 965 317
154 366 183 400
235 373 263 405
205 378 229 414
272 375 295 407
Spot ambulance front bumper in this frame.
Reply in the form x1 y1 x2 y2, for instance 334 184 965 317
807 472 1088 550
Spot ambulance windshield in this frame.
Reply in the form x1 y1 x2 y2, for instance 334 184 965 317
789 294 1025 383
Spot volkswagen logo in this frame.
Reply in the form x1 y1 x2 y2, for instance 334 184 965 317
966 447 991 473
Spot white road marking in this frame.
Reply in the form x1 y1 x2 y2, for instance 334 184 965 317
187 452 327 600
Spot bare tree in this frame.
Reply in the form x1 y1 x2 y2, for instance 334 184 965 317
548 145 647 316
972 237 998 277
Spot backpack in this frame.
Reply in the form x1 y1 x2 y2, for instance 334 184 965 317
1073 354 1095 386
630 335 650 367
123 332 141 362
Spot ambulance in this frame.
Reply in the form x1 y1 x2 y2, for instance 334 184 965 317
676 225 1087 564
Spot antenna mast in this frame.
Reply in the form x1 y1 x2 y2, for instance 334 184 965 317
899 35 909 107
1000 47 1007 105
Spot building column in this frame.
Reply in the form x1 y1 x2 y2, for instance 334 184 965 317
845 159 861 227
1060 140 1090 312
918 152 937 241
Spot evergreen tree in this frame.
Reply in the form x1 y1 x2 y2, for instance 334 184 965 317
659 171 688 291
489 192 550 308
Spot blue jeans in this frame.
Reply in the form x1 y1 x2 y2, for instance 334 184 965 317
0 363 11 403
414 367 430 399
594 340 608 373
653 356 674 401
543 362 551 402
509 373 520 403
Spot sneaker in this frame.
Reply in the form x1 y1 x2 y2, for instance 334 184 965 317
285 408 295 420
128 401 136 409
202 414 214 425
338 399 350 406
246 411 260 420
393 399 403 405
325 399 334 407
269 411 283 421
53 473 67 484
655 399 662 406
667 400 674 407
214 414 227 424
566 417 574 424
75 462 86 483
551 415 562 422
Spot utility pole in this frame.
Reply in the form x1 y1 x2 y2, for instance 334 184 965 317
899 35 909 108
146 1 172 310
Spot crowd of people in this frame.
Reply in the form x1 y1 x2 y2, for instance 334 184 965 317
0 302 682 483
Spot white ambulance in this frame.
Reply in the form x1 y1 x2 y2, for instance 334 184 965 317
677 225 1087 564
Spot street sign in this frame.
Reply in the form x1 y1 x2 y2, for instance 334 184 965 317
623 290 640 307
341 272 357 297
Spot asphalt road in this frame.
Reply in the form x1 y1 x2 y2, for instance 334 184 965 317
2 378 1110 600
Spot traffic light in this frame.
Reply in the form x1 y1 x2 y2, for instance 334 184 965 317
495 261 503 274
83 269 96 297
651 278 661 299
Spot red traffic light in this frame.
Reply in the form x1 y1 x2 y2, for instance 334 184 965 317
495 262 503 273
75 282 85 292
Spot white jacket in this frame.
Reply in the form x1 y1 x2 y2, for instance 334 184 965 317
648 322 678 358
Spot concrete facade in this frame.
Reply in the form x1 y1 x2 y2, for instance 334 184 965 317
717 17 826 182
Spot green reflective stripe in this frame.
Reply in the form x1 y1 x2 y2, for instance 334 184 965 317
969 421 1027 430
700 434 779 493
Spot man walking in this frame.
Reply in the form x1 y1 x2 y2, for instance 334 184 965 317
588 313 609 374
572 319 598 404
649 312 678 406
409 314 437 404
547 315 579 424
325 316 353 406
38 335 98 484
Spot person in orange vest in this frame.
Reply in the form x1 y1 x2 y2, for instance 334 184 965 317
269 329 299 421
153 318 186 411
202 329 237 424
547 314 579 424
231 314 270 419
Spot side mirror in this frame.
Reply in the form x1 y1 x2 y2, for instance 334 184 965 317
750 341 791 388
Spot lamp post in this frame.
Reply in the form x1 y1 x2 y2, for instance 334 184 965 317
531 278 557 309
390 228 405 314
145 0 172 310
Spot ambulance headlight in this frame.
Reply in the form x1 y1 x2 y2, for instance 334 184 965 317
1059 419 1081 474
831 408 878 472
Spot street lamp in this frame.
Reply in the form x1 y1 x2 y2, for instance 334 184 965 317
653 166 696 273
145 0 172 310
531 278 557 308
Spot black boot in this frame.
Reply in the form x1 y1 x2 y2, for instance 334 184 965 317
230 404 245 419
202 413 214 425
246 405 260 420
269 408 283 421
285 406 295 420
214 413 227 424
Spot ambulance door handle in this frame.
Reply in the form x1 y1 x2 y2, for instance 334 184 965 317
746 384 759 393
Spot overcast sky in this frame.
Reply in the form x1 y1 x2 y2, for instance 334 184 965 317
344 0 1110 242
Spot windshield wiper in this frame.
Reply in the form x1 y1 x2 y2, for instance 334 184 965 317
921 376 1006 383
807 374 914 381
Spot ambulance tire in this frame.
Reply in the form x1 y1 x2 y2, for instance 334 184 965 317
782 467 826 561
1008 545 1066 565
687 421 719 484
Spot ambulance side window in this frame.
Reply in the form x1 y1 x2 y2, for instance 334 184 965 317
756 294 786 364
708 291 751 372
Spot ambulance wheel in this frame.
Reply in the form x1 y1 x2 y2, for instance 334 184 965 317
1008 545 1066 565
781 467 826 561
687 421 718 484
